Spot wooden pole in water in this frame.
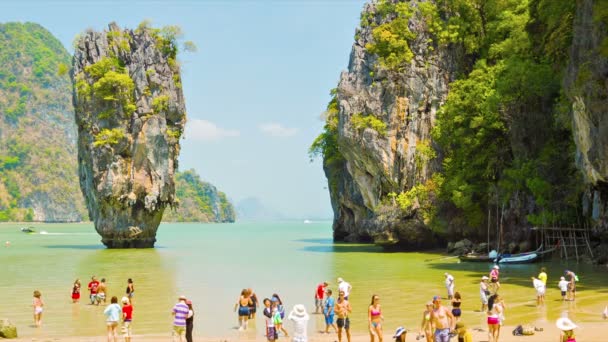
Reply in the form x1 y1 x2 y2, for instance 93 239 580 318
487 207 490 254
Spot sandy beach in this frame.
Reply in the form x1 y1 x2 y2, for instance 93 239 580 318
12 320 607 342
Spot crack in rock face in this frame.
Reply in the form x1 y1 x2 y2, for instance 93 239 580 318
72 23 186 248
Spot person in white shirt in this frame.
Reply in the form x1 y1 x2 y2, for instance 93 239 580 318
337 278 352 300
531 277 545 306
444 273 455 300
558 276 569 301
288 304 309 342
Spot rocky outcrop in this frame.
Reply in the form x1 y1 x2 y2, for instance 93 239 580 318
0 22 87 222
565 0 608 258
328 1 460 247
73 23 186 248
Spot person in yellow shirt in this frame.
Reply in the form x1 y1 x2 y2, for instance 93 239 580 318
454 322 472 342
538 267 547 286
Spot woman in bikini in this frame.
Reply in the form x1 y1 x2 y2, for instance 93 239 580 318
125 278 134 303
368 295 383 342
487 294 503 342
418 302 434 342
451 292 462 323
234 288 252 331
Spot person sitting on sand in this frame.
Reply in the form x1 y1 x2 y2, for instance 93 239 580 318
392 327 407 342
556 317 577 342
430 295 454 342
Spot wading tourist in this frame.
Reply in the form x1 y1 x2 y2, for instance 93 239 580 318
104 296 122 342
235 288 252 330
392 327 407 342
315 281 328 314
272 293 289 336
172 295 189 342
336 290 352 342
32 290 44 327
565 270 577 301
418 302 434 342
444 273 455 300
368 294 383 342
430 295 454 342
324 289 338 334
480 276 490 312
126 278 134 303
263 298 278 342
532 276 545 306
489 265 500 293
121 297 133 342
71 279 81 304
487 294 503 342
97 278 108 305
556 317 577 342
337 278 352 300
451 292 462 323
248 288 258 319
558 276 569 301
186 300 194 342
538 267 547 286
88 276 100 304
288 304 309 342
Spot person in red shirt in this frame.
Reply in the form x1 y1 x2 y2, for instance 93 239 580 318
88 276 100 305
315 281 329 314
122 297 133 342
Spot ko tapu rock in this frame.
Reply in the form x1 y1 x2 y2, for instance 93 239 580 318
72 22 186 248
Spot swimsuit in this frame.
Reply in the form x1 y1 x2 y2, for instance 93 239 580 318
452 301 461 317
370 307 381 328
337 317 350 329
238 305 250 317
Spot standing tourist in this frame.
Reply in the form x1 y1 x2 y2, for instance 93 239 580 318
235 289 252 331
486 294 503 342
315 281 328 314
489 265 500 293
558 276 569 301
480 276 490 312
336 290 352 342
71 279 81 304
392 327 407 342
324 289 338 334
172 295 189 342
338 278 352 300
103 296 122 342
272 293 289 336
88 276 100 305
263 298 278 342
418 302 434 342
451 292 462 323
248 288 258 319
32 290 44 327
532 276 545 306
430 295 454 342
186 300 194 342
97 278 108 305
565 270 577 301
538 267 547 286
556 317 577 342
288 304 310 342
444 273 455 300
121 297 133 342
368 294 383 342
126 278 134 303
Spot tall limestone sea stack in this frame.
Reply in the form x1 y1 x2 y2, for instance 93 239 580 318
72 23 186 248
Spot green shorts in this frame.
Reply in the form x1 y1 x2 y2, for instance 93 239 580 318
173 325 186 336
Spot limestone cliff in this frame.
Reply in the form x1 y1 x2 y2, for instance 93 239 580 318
326 1 460 247
0 22 87 222
566 0 608 254
73 23 186 248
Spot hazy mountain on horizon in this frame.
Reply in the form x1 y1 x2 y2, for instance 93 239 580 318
235 197 285 221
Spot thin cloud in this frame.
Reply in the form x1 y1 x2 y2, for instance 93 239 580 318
258 122 298 137
186 119 240 142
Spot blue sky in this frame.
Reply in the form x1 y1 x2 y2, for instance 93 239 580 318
1 0 367 219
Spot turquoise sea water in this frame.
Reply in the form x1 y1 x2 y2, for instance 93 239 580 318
0 221 607 339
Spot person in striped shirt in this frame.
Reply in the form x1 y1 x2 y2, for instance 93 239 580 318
172 295 189 342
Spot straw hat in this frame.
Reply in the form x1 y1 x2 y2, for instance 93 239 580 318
393 327 407 338
556 317 578 331
121 297 129 304
290 304 309 319
482 276 489 280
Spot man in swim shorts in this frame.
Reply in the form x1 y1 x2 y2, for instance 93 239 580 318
336 290 351 342
430 296 455 342
96 278 107 305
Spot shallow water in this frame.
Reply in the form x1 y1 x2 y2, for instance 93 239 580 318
1 222 607 339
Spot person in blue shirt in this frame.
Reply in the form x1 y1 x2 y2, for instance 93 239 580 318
324 289 338 333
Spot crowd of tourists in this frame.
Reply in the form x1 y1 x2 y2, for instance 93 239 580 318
26 267 597 342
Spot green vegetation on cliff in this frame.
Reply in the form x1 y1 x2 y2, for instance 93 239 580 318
163 169 236 223
0 22 87 222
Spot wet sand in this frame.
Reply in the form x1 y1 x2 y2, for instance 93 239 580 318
14 320 607 342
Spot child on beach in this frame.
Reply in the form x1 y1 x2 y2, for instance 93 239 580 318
558 277 569 301
263 298 278 342
556 317 577 342
32 290 44 327
71 279 81 303
454 322 472 342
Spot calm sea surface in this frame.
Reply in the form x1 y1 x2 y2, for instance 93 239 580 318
1 221 607 339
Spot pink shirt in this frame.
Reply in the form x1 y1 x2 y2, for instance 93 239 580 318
490 269 499 279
